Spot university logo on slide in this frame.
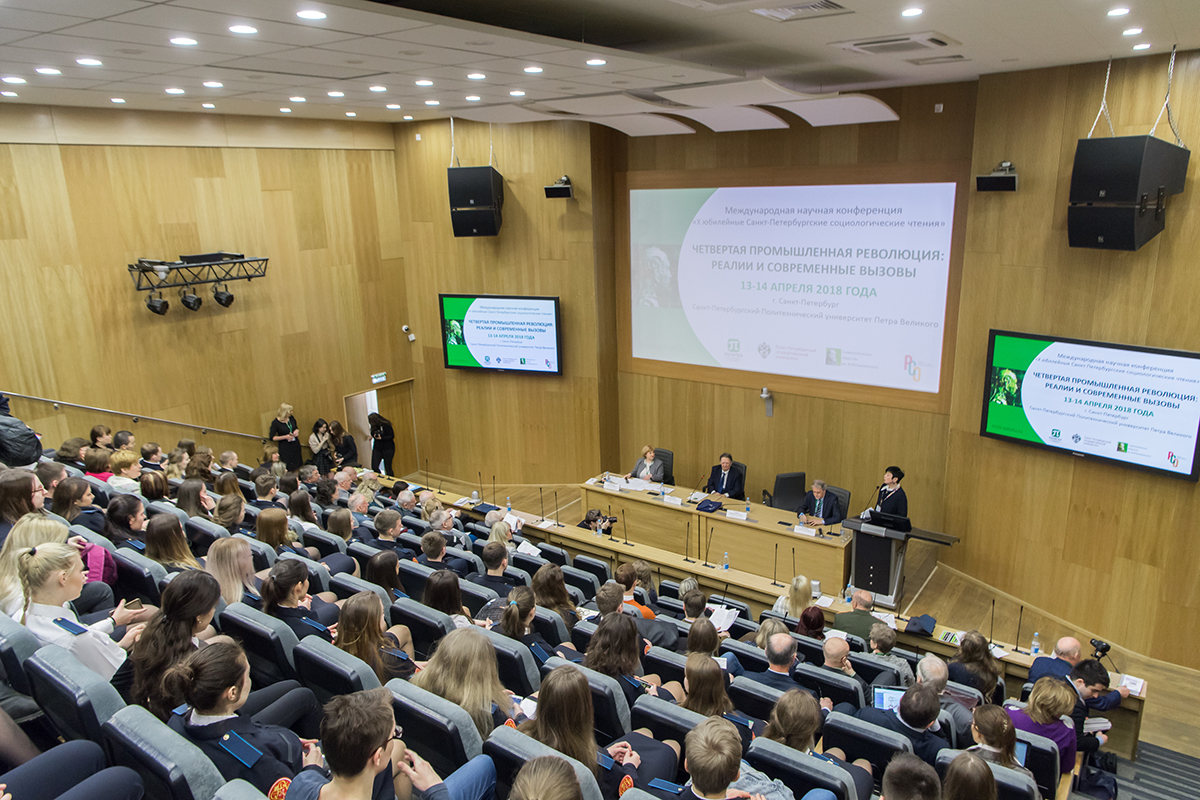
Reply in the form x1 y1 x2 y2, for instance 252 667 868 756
1072 433 1081 444
758 342 771 358
1050 429 1061 439
1168 451 1179 467
727 339 740 353
1117 442 1128 453
903 355 921 382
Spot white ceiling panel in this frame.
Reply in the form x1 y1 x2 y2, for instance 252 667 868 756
623 63 742 85
579 114 696 137
540 93 673 116
381 25 568 59
558 72 676 91
451 104 571 124
0 8 99 34
12 33 245 65
314 37 476 67
265 46 428 74
769 94 899 127
59 21 295 56
531 49 676 74
166 0 429 37
656 78 820 107
2 0 152 16
106 6 360 48
207 55 389 81
665 105 790 132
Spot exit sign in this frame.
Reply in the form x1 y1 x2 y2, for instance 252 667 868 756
371 372 387 385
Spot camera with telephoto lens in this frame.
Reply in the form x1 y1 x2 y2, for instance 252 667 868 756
602 516 618 524
1091 638 1111 659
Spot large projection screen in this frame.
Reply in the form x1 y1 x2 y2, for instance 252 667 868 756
981 330 1200 480
629 182 957 393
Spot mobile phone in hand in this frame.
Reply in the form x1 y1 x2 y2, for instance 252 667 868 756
126 599 144 610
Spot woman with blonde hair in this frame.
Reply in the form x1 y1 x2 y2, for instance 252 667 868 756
0 514 105 618
1008 677 1077 774
420 495 445 522
335 591 415 681
771 575 813 619
487 520 514 554
949 630 1004 704
762 689 873 800
412 627 524 737
261 443 286 478
164 448 189 480
511 756 583 800
215 493 247 536
205 536 260 608
753 617 788 649
144 515 202 572
269 403 301 471
624 445 663 482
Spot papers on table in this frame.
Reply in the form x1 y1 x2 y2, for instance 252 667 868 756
520 697 538 719
714 656 728 670
794 525 816 536
939 630 961 646
705 605 739 633
585 478 598 486
871 611 899 630
453 497 472 507
1083 717 1113 733
516 540 542 557
825 629 848 641
603 480 623 492
664 495 683 506
625 478 653 492
726 509 748 521
659 486 674 494
815 596 836 609
1119 675 1146 695
688 492 707 503
989 645 1009 660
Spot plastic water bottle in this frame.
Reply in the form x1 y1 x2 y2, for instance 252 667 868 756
722 552 730 570
745 500 751 517
1031 632 1041 655
844 584 853 603
506 497 511 513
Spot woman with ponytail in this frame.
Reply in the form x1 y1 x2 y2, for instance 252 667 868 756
17 542 145 680
261 559 336 643
103 494 147 550
497 586 579 666
335 591 416 681
163 641 324 795
967 704 1036 783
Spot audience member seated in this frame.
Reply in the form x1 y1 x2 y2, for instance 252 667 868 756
771 574 813 619
337 591 416 681
425 569 489 630
139 469 170 501
429 509 468 547
368 509 416 558
34 462 68 507
394 488 418 516
84 448 112 481
104 494 147 550
763 689 872 800
54 437 90 471
752 618 787 649
315 477 338 508
659 715 798 800
821 637 870 696
942 750 996 800
130 570 225 714
176 439 196 458
164 448 188 480
832 589 875 640
263 444 287 478
511 756 582 800
176 478 216 521
215 450 238 474
679 653 759 745
0 738 144 800
681 589 707 624
966 704 1035 782
288 490 323 537
207 536 263 609
288 687 498 800
748 634 814 696
348 493 372 532
868 623 915 687
365 550 408 602
704 452 743 499
412 627 525 737
0 469 49 543
112 430 136 452
164 641 325 794
687 618 743 678
584 613 685 705
17 542 145 681
253 474 285 510
1007 676 1077 774
321 510 363 577
842 684 947 767
616 563 655 619
51 476 105 533
216 493 249 536
330 421 359 468
632 561 659 608
418 531 471 577
498 586 579 665
106 450 142 492
262 559 337 643
259 506 322 561
299 464 320 492
1030 636 1129 711
948 630 1004 705
184 452 215 484
533 563 582 631
795 606 826 640
0 513 117 619
468 542 517 600
1068 659 1114 756
139 442 164 472
90 424 111 449
144 514 204 572
882 752 941 800
913 654 972 746
487 521 516 554
521 664 679 800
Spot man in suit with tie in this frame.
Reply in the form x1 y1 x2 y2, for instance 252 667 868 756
797 479 843 526
705 453 744 500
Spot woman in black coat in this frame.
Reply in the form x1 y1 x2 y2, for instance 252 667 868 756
368 413 395 476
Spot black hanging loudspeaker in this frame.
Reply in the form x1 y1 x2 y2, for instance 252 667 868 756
448 166 504 237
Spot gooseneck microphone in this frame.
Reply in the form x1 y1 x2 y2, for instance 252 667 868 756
1014 605 1025 654
477 472 484 503
771 543 782 587
702 526 716 568
683 521 695 563
688 476 704 503
553 491 562 527
607 505 620 542
492 475 496 505
621 510 633 547
989 599 995 645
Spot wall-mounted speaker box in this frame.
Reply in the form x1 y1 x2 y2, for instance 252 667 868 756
448 166 504 236
1067 135 1189 251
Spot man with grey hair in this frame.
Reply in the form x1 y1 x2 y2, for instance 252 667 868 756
749 634 816 697
834 589 876 640
915 653 971 743
334 470 354 501
299 465 318 489
1029 636 1128 710
348 493 370 524
429 508 467 548
396 489 417 513
797 478 843 526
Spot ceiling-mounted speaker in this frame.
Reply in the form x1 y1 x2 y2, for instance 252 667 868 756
448 166 504 237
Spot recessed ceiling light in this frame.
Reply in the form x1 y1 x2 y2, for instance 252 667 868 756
110 97 125 103
901 7 923 16
1133 43 1151 49
386 103 401 109
229 25 257 34
524 66 543 74
76 58 102 66
465 40 493 46
35 67 61 75
586 59 606 66
0 91 16 97
467 73 486 80
203 81 223 88
327 90 344 97
466 95 480 101
345 111 356 117
403 115 413 120
290 96 306 102
2 77 26 84
297 10 326 20
369 85 386 92
1108 7 1129 15
165 87 185 94
425 100 440 105
280 107 291 113
415 79 433 86
170 37 198 46
202 103 215 108
509 90 525 96
1123 27 1142 35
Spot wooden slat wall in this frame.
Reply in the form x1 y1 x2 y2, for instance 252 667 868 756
944 52 1200 667
0 112 410 451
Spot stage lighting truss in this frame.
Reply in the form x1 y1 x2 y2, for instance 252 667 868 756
128 253 268 294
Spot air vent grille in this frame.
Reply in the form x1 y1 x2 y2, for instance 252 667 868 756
834 31 961 55
751 1 851 22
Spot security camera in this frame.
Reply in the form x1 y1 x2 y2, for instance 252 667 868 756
402 325 410 333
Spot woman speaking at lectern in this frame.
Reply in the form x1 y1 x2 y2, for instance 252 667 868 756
874 466 908 518
624 445 664 482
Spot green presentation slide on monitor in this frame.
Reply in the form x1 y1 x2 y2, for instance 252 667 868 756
981 330 1200 479
440 294 562 374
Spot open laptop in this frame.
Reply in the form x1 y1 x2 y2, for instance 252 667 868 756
872 686 905 711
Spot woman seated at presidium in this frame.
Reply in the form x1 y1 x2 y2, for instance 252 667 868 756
624 445 664 482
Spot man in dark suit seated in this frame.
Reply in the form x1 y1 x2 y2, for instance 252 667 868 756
820 637 870 700
1030 637 1130 711
468 542 517 600
139 442 164 472
834 589 877 640
416 530 471 577
748 634 816 697
366 509 416 559
846 684 947 767
251 474 286 510
704 453 744 500
796 479 843 526
1068 659 1116 756
882 754 941 800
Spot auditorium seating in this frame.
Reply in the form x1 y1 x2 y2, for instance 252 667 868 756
397 559 437 601
329 573 393 622
727 676 785 721
573 554 612 586
483 725 604 800
720 639 770 673
234 533 276 571
532 607 570 645
70 524 115 553
570 619 598 652
219 602 301 684
820 711 912 776
391 598 454 658
26 645 125 742
630 694 705 775
293 636 381 703
934 749 1039 800
847 653 901 686
458 579 499 616
643 646 688 686
387 677 483 777
655 448 676 485
479 627 540 696
0 613 41 697
659 580 680 599
543 656 629 741
512 551 549 576
103 704 226 800
299 527 346 557
762 471 806 510
184 517 228 557
81 476 111 508
731 461 748 501
278 551 331 593
745 738 858 800
656 595 684 616
113 549 166 605
791 663 866 708
536 543 571 566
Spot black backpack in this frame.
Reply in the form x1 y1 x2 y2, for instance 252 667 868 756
0 414 42 467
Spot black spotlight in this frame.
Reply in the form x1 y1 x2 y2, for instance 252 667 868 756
212 284 234 307
180 287 203 311
146 293 169 315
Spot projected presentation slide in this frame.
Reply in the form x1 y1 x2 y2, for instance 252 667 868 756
982 330 1200 479
440 294 562 374
629 183 957 393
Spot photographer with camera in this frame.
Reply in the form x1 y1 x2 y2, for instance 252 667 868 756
578 509 615 533
1029 637 1129 711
